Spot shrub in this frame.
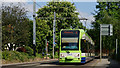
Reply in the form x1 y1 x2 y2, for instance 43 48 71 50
24 46 33 56
36 53 42 58
2 51 29 62
13 51 29 62
2 51 10 60
55 52 59 58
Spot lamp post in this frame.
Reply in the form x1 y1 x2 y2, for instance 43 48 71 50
79 18 88 30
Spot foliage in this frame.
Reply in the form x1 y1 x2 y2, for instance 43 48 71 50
24 46 34 56
88 2 120 57
36 19 50 53
36 1 84 53
2 3 32 50
2 51 29 62
55 52 59 58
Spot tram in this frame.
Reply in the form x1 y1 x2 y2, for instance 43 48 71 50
59 29 95 63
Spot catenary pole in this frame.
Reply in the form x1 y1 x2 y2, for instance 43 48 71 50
33 0 36 56
100 24 102 60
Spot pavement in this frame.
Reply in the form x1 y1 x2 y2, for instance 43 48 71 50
93 59 120 68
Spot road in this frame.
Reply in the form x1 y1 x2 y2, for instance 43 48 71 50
2 59 101 68
2 58 120 68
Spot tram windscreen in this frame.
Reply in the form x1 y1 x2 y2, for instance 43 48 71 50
61 30 80 50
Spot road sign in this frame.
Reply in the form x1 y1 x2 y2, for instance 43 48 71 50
100 24 113 60
100 24 113 36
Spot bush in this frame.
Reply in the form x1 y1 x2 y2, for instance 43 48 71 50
36 53 43 58
2 51 30 62
24 46 33 56
2 51 10 60
14 51 29 62
55 52 59 58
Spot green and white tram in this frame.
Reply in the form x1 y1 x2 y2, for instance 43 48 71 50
59 29 95 63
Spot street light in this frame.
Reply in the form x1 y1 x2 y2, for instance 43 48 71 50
79 18 88 30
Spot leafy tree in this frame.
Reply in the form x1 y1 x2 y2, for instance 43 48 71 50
89 2 120 55
36 19 50 53
36 1 84 53
2 3 32 50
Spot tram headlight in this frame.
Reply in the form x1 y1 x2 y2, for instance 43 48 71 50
61 54 65 57
75 54 80 57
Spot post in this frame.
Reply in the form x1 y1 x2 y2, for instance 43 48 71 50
87 43 89 56
33 0 36 56
46 39 47 59
53 12 56 59
116 39 118 55
100 24 102 60
85 21 86 30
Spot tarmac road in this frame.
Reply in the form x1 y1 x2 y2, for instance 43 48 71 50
2 59 101 68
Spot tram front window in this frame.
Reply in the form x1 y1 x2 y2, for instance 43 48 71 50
61 30 79 50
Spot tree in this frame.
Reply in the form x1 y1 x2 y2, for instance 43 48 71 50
2 3 32 50
36 1 84 53
36 19 50 53
90 2 120 55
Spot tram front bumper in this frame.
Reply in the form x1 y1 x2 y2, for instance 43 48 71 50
59 57 81 63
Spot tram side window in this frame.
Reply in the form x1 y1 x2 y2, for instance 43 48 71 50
81 40 87 53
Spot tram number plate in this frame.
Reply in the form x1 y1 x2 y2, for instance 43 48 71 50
67 53 72 56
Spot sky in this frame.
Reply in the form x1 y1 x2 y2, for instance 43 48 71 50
1 0 98 29
24 2 97 29
74 2 97 29
29 2 97 29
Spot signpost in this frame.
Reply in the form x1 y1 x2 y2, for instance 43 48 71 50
100 24 113 60
53 12 56 59
45 39 47 59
